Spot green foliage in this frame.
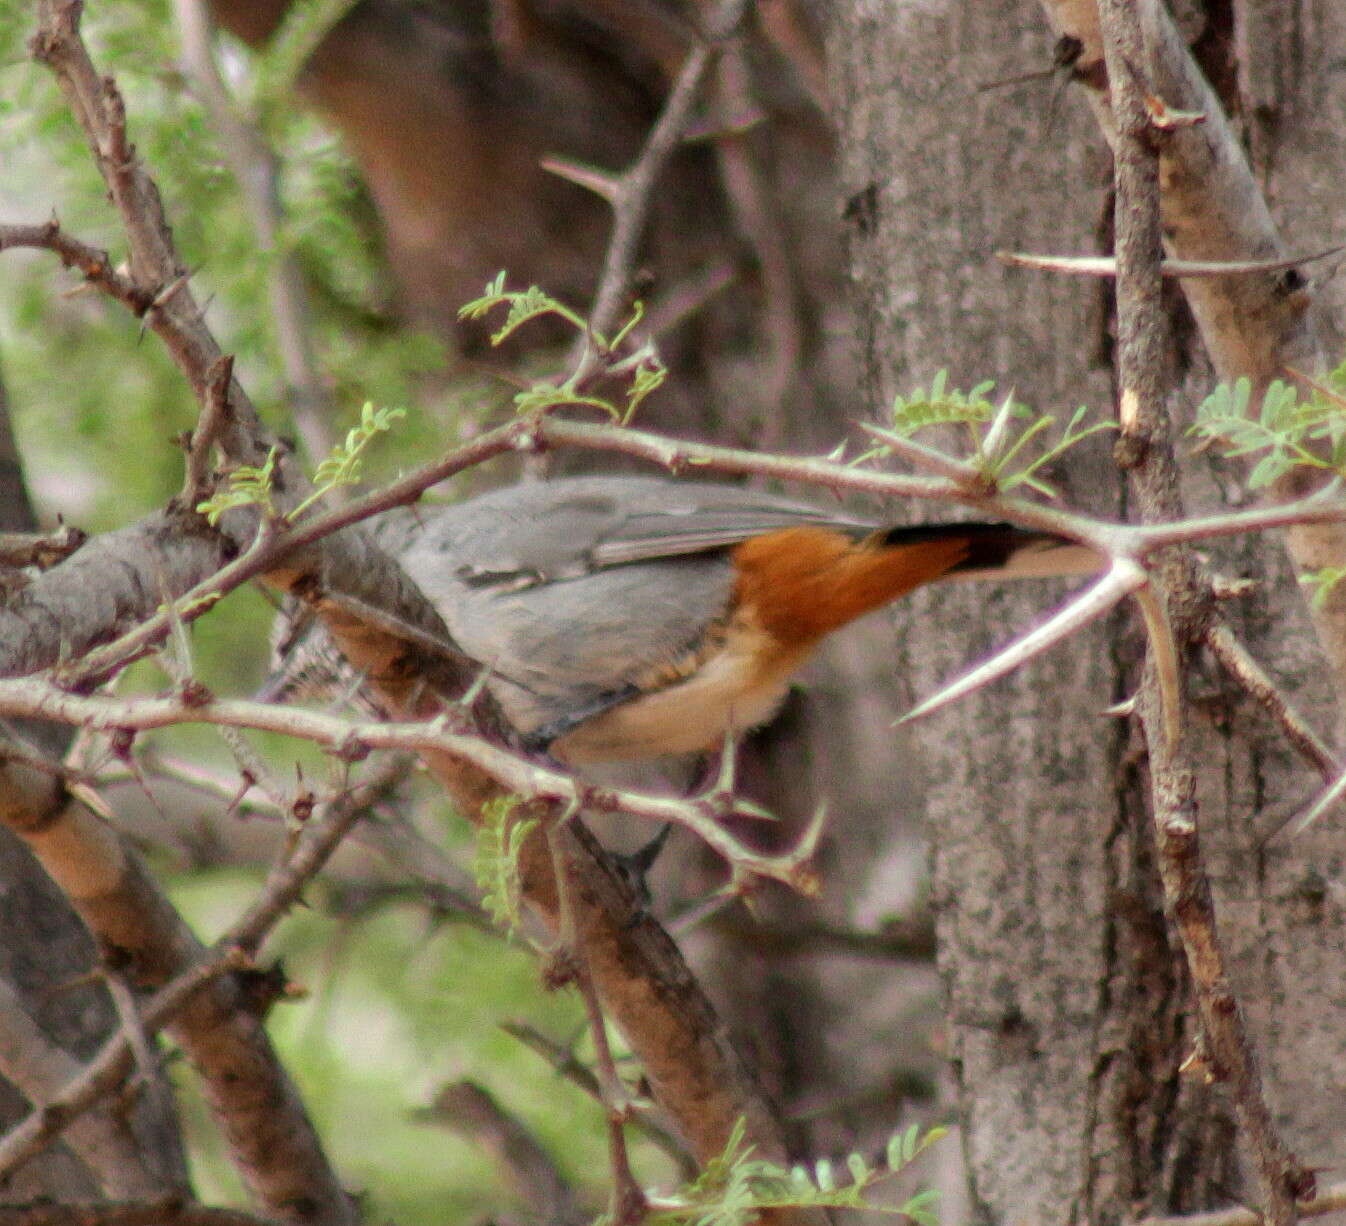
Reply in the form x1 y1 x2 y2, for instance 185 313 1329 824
472 797 539 936
1191 375 1346 489
994 403 1114 495
868 371 1113 496
629 1117 948 1226
197 446 280 525
195 401 403 523
460 273 590 345
292 400 405 517
459 272 668 423
888 371 1002 433
1300 566 1346 609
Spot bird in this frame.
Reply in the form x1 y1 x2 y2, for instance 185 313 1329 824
371 474 1103 765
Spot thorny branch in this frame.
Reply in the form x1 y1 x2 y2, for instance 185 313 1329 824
0 680 824 893
1096 4 1309 1224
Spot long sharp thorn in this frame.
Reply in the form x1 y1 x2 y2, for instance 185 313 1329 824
981 388 1017 461
1288 766 1346 837
899 561 1144 724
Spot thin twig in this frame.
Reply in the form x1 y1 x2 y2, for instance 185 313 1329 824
418 1080 584 1225
180 354 234 507
1202 624 1337 785
546 829 647 1225
499 1020 696 1176
565 0 752 374
0 945 250 1181
0 680 824 892
171 0 334 460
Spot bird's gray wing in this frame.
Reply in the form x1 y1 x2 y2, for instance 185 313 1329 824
398 476 865 737
405 474 873 584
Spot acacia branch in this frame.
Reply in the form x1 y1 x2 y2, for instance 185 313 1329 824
1096 5 1308 1223
0 682 823 893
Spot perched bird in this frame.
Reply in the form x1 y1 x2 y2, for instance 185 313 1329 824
371 475 1101 764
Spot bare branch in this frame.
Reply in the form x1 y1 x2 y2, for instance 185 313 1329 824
1203 624 1338 785
498 1021 696 1176
565 0 752 371
0 980 169 1198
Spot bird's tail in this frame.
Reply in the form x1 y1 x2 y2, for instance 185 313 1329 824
875 522 1104 582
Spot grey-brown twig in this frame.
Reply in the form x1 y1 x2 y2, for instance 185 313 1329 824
552 0 751 381
0 680 823 893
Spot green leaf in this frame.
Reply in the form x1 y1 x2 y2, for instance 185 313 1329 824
456 274 587 344
458 271 510 321
888 371 1003 436
196 446 279 524
623 354 667 422
900 1187 942 1226
1300 567 1346 609
471 798 538 935
289 401 406 520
